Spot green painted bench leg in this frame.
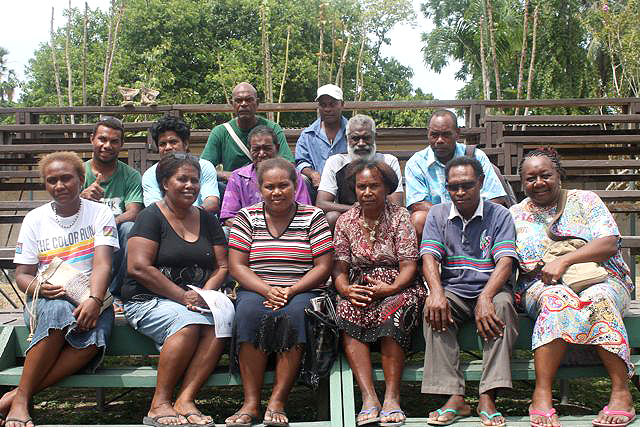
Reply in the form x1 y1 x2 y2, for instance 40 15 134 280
0 327 17 371
329 356 344 427
341 354 356 427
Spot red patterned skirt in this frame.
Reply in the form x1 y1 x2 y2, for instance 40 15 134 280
336 266 427 350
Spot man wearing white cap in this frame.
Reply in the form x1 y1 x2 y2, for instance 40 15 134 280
295 84 348 197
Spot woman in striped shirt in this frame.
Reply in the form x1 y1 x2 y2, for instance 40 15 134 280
227 157 333 427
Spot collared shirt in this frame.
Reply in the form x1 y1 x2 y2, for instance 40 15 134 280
420 200 518 299
200 117 293 172
295 116 348 174
404 142 506 208
449 199 483 231
220 163 312 221
141 158 220 207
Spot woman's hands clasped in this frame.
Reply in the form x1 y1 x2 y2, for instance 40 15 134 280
264 286 292 310
344 277 389 307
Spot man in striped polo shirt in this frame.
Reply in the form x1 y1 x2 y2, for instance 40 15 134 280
419 156 519 427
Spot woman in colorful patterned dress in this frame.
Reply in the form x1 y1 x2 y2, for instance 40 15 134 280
226 157 333 427
333 160 426 427
511 148 635 427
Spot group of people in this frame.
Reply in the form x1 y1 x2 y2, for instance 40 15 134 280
1 81 635 427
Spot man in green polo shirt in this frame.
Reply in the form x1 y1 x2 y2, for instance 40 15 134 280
200 82 293 182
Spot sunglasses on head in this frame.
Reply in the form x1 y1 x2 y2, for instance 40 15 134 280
445 181 477 192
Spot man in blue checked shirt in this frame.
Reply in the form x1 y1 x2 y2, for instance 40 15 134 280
405 110 506 242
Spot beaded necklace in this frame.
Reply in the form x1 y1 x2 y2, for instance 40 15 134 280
52 199 82 229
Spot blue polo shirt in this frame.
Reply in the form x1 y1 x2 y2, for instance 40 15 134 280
420 199 518 299
295 116 348 174
405 142 506 208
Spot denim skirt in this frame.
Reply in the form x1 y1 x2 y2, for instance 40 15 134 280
23 297 114 372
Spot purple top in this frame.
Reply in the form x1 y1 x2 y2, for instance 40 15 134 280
220 162 312 221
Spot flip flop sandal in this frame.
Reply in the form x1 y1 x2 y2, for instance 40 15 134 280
226 412 259 427
4 418 33 427
143 414 185 427
357 406 381 426
181 411 215 427
379 409 406 427
478 410 506 427
427 408 470 425
592 406 636 427
263 408 289 427
529 407 560 427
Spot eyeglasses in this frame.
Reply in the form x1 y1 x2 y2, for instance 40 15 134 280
445 181 477 192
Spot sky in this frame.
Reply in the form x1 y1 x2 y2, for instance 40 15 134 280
0 0 465 101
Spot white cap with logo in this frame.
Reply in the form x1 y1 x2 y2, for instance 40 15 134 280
315 84 343 101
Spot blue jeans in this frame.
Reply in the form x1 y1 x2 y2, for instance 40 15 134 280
110 221 134 297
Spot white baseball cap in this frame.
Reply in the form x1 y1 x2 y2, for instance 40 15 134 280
315 84 343 101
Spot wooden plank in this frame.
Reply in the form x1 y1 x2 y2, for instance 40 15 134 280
0 143 146 153
486 114 640 124
0 201 48 210
500 135 640 144
0 123 154 132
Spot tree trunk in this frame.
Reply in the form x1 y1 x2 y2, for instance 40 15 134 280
259 1 273 121
515 0 529 117
479 14 490 100
82 2 88 122
524 5 540 121
355 34 366 106
485 0 502 100
276 25 291 124
65 0 75 124
329 25 336 82
50 7 65 124
100 0 115 107
317 23 324 88
334 34 350 88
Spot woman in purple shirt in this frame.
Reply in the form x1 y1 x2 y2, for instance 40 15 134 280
220 126 311 227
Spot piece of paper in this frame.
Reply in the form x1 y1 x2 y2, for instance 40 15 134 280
187 286 235 337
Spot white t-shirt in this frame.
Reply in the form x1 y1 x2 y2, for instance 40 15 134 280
14 199 120 275
318 152 404 196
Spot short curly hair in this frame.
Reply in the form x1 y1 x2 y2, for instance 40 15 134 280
346 160 398 195
155 152 201 196
518 147 566 180
39 151 85 184
149 115 191 148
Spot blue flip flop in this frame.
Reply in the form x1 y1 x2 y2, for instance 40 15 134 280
356 406 381 426
427 408 470 425
478 410 506 427
379 409 406 427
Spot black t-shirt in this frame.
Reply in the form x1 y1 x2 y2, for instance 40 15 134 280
120 204 227 300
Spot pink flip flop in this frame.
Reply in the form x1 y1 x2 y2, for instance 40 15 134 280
529 407 561 427
592 406 636 427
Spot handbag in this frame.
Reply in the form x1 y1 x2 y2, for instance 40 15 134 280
26 257 114 342
300 291 339 389
540 189 608 293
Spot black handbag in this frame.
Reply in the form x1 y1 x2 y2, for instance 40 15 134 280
300 291 340 389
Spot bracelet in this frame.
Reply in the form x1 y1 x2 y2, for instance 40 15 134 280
89 295 103 306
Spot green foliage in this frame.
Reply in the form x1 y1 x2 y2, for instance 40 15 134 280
0 46 19 107
19 0 428 127
419 0 629 106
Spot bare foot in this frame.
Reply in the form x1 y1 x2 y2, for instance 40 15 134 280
428 395 471 424
477 391 505 426
174 399 213 425
146 402 187 426
380 398 405 425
